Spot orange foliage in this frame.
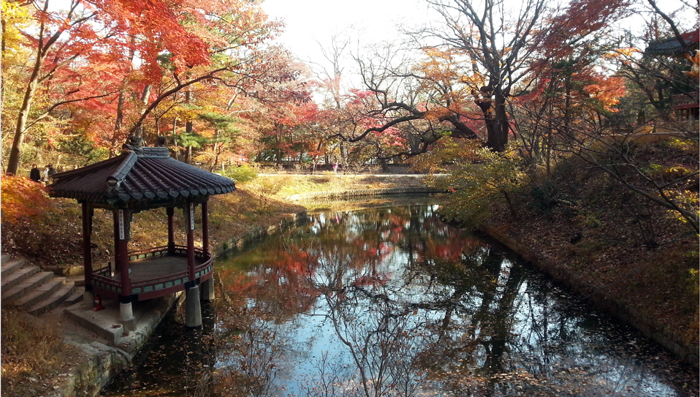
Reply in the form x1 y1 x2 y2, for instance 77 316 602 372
684 50 699 79
0 175 53 225
423 107 453 121
583 76 626 112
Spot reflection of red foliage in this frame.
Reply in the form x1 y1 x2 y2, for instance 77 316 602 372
219 206 490 320
219 251 320 319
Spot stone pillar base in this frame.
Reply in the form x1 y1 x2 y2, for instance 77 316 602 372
200 277 215 302
186 285 202 328
83 290 94 309
120 302 136 332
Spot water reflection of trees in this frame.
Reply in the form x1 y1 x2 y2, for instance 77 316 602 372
291 207 498 396
213 205 693 397
292 238 424 397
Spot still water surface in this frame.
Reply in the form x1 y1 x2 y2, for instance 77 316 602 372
102 201 698 397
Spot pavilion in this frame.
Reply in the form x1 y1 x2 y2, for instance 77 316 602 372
645 29 699 122
49 141 236 328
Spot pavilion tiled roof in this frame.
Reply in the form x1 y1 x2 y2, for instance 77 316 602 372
645 30 699 56
49 146 236 206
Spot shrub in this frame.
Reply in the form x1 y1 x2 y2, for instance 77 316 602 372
438 148 525 225
1 174 52 225
529 181 559 214
1 175 83 266
224 164 258 183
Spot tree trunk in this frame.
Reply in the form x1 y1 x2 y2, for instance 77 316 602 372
477 89 509 153
110 91 127 157
7 44 48 175
1 18 6 109
110 36 137 157
5 0 70 174
172 117 180 161
275 133 282 166
131 84 152 144
482 88 509 153
212 130 220 172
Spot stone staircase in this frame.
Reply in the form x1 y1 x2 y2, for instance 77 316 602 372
1 253 82 315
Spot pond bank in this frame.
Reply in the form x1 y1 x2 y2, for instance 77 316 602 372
102 200 699 396
480 221 699 367
285 186 443 202
52 185 436 396
29 179 697 396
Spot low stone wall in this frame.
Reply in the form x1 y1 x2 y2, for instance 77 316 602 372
480 223 699 367
53 293 182 397
286 187 443 202
49 341 132 397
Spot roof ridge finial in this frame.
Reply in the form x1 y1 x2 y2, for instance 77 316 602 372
122 136 144 154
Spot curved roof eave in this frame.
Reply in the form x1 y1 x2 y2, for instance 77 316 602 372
49 146 236 208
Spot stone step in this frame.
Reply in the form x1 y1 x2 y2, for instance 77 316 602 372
65 286 85 305
1 257 27 278
28 282 75 315
1 266 40 291
64 301 123 344
2 271 54 302
11 277 65 309
1 253 12 265
67 275 86 287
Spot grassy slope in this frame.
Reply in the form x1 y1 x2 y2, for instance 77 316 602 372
475 140 699 359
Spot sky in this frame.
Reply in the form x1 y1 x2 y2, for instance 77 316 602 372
260 0 433 70
261 0 696 69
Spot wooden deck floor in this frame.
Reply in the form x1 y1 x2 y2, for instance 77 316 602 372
108 255 204 283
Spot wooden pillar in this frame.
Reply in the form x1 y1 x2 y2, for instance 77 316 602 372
82 202 94 307
186 202 196 282
185 201 202 327
115 208 135 329
167 207 175 254
202 201 209 255
200 200 215 302
114 209 131 296
113 209 120 273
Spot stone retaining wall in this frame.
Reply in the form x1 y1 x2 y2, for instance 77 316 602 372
286 187 443 202
216 187 441 256
54 293 182 397
49 341 132 397
480 223 699 367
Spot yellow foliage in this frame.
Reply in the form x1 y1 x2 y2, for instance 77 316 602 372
1 0 32 54
434 145 525 225
606 47 640 61
409 137 482 175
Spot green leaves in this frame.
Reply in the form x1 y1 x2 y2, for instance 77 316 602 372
438 147 526 226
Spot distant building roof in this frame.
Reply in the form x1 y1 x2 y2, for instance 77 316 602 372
49 146 236 207
645 29 699 56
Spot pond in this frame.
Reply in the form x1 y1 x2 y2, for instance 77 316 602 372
101 200 698 397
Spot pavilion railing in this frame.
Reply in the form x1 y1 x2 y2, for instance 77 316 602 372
91 245 214 294
672 92 699 109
